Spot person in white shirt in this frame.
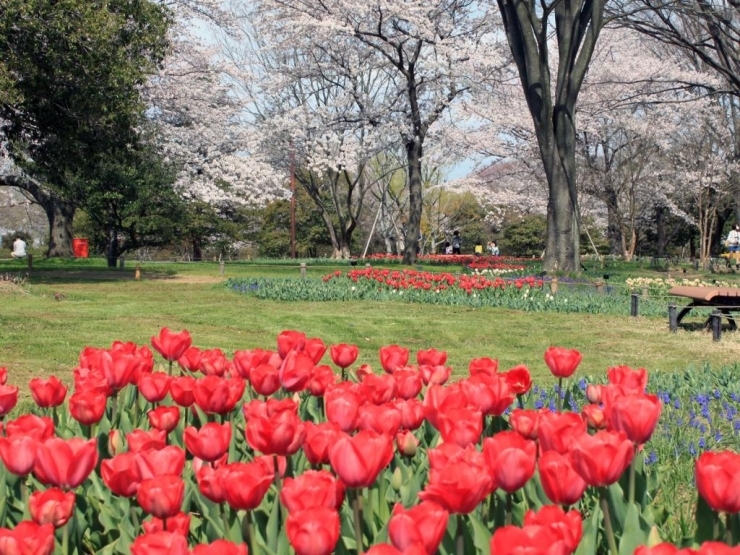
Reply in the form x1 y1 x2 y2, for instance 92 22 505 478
727 224 740 269
11 237 27 259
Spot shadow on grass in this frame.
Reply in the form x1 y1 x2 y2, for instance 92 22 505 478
5 268 177 285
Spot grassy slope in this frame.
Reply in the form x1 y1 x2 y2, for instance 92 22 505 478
1 259 739 389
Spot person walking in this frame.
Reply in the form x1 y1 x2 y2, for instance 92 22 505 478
727 224 740 269
451 231 462 255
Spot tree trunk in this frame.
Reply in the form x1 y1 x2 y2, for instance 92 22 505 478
192 237 202 261
604 185 623 256
655 205 667 257
106 225 119 267
403 141 423 265
45 198 76 258
0 172 76 257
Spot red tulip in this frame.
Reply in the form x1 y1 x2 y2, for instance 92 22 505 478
358 403 402 436
304 337 327 364
101 452 141 497
582 404 607 430
634 545 691 555
569 430 634 487
356 364 374 380
184 422 231 462
131 531 189 555
245 400 305 456
29 488 75 528
137 474 184 519
330 344 359 369
148 406 181 433
135 446 186 480
222 461 274 511
280 470 345 513
232 348 273 380
416 348 447 367
279 351 313 392
543 346 582 378
363 546 427 555
609 393 662 445
126 429 167 453
151 328 192 363
198 348 230 377
191 540 249 555
538 450 588 506
695 451 740 513
606 365 648 393
396 430 419 457
193 376 242 414
303 421 343 466
0 367 5 385
586 384 601 404
5 414 54 441
483 431 537 493
468 357 498 377
436 406 483 447
0 385 18 417
196 463 229 504
100 350 142 392
138 372 171 403
277 330 306 358
142 512 191 536
68 390 107 425
395 399 426 431
462 374 514 416
490 525 569 555
524 505 583 554
0 521 55 555
379 345 410 373
329 431 394 488
388 501 449 555
0 435 38 476
250 363 281 396
177 347 202 373
502 365 532 395
170 376 196 407
509 409 542 440
34 437 98 489
79 346 106 370
393 368 423 400
286 508 340 555
418 365 452 386
418 445 493 514
363 373 398 405
325 385 362 432
73 366 110 396
307 365 335 397
29 376 67 408
422 383 467 430
537 412 587 455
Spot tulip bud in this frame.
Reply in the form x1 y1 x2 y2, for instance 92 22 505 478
396 430 418 458
586 384 601 404
108 430 124 456
582 405 606 430
391 467 403 492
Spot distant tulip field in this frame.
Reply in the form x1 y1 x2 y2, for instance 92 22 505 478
0 328 739 554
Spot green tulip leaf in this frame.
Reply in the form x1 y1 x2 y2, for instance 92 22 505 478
618 504 651 555
468 512 492 555
575 501 600 555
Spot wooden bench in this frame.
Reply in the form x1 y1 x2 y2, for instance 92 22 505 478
669 286 740 330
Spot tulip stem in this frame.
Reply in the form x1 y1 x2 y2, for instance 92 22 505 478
726 512 733 545
456 513 464 555
222 508 231 539
341 368 347 382
129 502 139 530
168 360 173 376
242 510 258 555
487 494 496 526
505 493 513 526
62 518 70 555
628 446 637 505
351 489 364 552
600 488 618 555
557 378 563 412
110 392 118 427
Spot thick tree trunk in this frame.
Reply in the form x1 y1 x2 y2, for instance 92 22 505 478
0 172 76 257
44 198 76 258
106 225 119 267
403 141 423 265
543 163 580 272
604 185 623 256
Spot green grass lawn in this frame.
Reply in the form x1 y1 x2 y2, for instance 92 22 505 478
2 258 740 391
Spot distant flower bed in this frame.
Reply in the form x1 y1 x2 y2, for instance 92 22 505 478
364 253 533 269
626 277 739 296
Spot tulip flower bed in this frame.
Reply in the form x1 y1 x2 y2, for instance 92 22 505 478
1 328 740 555
228 270 672 317
364 254 532 270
